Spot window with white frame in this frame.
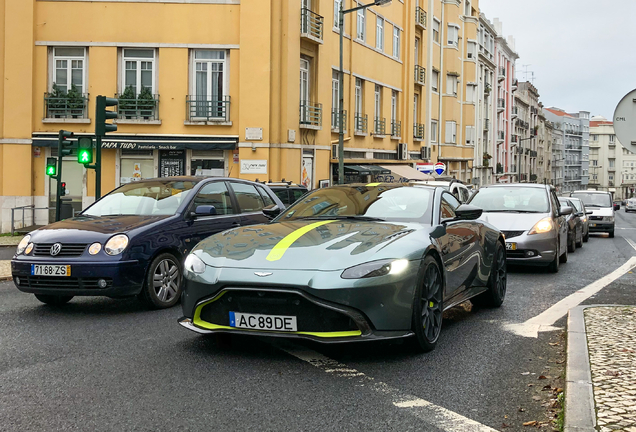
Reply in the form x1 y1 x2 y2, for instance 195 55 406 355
610 134 615 143
445 121 457 144
447 25 459 46
52 47 86 94
391 90 397 124
464 0 472 16
191 50 227 118
432 70 439 92
357 7 366 41
446 74 458 96
332 70 340 126
465 126 475 145
467 41 476 59
392 26 400 58
466 84 476 103
609 159 616 168
413 94 419 124
334 0 342 29
355 78 363 115
376 16 384 51
433 19 440 43
374 85 382 120
122 48 155 95
431 120 438 142
414 38 420 66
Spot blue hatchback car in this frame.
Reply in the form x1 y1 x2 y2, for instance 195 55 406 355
11 177 284 309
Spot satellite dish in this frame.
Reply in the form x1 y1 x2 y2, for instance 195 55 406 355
613 89 636 154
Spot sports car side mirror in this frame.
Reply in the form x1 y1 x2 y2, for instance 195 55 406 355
263 205 282 219
454 204 483 221
559 206 573 216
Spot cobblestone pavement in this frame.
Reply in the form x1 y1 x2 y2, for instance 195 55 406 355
0 236 22 246
585 307 636 432
0 261 11 279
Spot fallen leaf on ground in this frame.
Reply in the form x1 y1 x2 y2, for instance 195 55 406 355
542 385 552 391
527 384 534 387
538 375 547 380
605 370 620 377
501 423 510 429
523 420 538 426
518 407 526 412
554 388 563 393
548 342 559 346
521 372 530 375
556 360 565 364
532 396 542 401
504 415 508 419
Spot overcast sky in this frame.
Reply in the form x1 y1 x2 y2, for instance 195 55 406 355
479 0 636 119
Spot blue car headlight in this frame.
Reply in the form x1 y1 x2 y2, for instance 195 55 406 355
341 259 409 279
184 254 206 275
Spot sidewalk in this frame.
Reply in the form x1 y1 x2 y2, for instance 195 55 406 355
0 236 19 280
0 236 22 246
566 306 636 432
0 260 10 280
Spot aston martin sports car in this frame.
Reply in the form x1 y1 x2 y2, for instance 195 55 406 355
178 183 506 352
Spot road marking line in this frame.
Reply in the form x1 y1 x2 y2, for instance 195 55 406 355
505 256 636 338
625 237 636 251
278 343 497 432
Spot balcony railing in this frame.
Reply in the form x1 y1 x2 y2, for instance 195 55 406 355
497 98 505 110
498 130 505 141
414 65 426 85
116 94 159 121
530 150 538 158
301 8 324 42
512 106 518 117
391 120 402 137
414 123 425 139
498 68 505 81
355 113 368 133
331 109 348 131
44 92 89 119
415 6 427 28
186 95 230 122
511 134 518 143
300 101 322 128
374 117 386 135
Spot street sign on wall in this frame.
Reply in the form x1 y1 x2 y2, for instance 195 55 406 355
613 89 636 154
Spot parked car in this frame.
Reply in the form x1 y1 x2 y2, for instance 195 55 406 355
565 197 592 242
613 200 622 210
558 197 584 251
626 198 636 213
265 182 308 207
11 177 285 309
179 183 507 353
410 179 472 203
570 190 615 238
467 183 571 273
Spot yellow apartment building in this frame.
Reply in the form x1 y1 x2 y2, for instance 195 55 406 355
0 0 480 232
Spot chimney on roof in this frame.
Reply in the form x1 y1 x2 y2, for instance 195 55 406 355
493 18 502 35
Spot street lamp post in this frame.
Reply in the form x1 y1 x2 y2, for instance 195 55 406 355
338 0 391 184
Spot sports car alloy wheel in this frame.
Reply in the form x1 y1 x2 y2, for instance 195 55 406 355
139 253 182 309
473 242 506 307
411 256 443 353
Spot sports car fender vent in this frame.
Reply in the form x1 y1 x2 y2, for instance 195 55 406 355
384 229 414 241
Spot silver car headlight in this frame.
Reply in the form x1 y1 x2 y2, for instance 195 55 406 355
16 235 31 255
341 259 408 279
184 254 206 274
104 234 129 255
603 216 614 222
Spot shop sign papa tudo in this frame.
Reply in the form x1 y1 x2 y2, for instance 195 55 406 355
101 142 178 150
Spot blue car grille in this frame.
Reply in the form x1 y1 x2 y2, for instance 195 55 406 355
16 276 113 290
32 243 88 257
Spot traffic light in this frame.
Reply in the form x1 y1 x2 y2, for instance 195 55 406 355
59 130 76 156
77 137 93 164
60 182 67 197
46 157 57 176
96 96 118 136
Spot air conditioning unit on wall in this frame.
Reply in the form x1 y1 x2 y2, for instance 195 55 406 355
332 144 338 159
421 146 430 160
398 143 408 160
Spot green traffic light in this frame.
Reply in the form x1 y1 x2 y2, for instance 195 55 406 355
78 149 92 164
46 165 56 176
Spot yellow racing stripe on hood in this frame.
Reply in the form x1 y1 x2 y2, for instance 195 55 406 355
266 220 336 261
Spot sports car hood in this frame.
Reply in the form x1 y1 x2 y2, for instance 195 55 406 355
477 212 549 231
193 219 427 271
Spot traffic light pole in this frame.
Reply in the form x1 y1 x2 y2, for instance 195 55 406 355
95 135 102 200
55 130 65 222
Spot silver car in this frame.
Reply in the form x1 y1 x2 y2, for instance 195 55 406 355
570 190 615 238
626 198 636 213
468 184 571 273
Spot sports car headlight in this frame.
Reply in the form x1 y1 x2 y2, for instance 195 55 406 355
341 259 409 279
16 235 31 255
184 254 206 274
528 218 554 235
104 234 129 256
603 216 614 222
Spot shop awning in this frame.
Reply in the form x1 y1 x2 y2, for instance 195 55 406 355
31 133 238 150
380 165 434 182
344 165 392 176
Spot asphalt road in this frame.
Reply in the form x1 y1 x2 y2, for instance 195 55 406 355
0 246 15 260
1 211 636 431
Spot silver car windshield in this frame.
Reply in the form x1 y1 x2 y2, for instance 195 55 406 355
469 187 549 213
83 181 197 217
571 192 612 208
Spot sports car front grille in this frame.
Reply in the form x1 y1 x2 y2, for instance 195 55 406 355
16 276 113 290
32 243 88 257
199 290 359 333
502 230 525 239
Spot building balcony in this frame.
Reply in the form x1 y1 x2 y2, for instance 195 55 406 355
484 118 490 131
414 65 426 85
331 109 347 131
44 92 89 120
498 67 505 81
608 167 616 172
414 123 425 140
116 94 159 121
301 8 324 43
511 134 518 143
530 150 538 158
512 78 518 91
497 98 505 112
511 106 518 118
374 117 386 136
355 113 368 134
415 6 427 28
186 95 230 123
497 130 505 141
484 83 492 95
300 101 322 129
391 120 402 138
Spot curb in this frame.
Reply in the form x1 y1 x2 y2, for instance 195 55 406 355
0 276 12 281
564 305 624 432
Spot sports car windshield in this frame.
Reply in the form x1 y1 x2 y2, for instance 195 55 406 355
571 192 612 208
277 186 433 222
469 187 549 213
83 181 197 217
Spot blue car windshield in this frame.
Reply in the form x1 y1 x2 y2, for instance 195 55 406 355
83 181 197 217
277 185 433 222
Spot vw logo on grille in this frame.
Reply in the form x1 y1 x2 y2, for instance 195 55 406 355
50 243 62 256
